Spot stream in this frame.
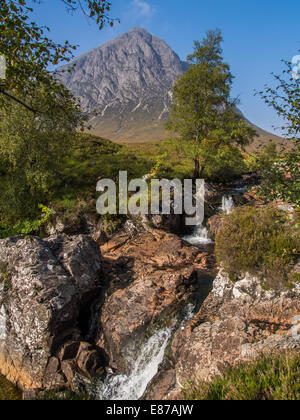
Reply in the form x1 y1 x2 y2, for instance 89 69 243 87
90 304 195 401
183 194 235 246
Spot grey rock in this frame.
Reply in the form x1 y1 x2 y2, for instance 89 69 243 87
0 234 103 390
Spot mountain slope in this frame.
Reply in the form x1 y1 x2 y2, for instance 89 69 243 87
58 27 188 142
59 27 283 146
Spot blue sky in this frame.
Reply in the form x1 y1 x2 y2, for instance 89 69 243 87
32 0 300 135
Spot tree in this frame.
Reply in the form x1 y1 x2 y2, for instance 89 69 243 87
0 0 116 112
0 85 83 224
166 29 256 179
258 60 300 205
0 0 116 224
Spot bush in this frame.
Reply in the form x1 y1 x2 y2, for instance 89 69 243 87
244 141 278 173
0 205 55 239
215 206 300 288
183 351 300 400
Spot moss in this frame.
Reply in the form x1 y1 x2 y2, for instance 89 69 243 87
36 389 92 400
0 374 22 400
183 351 300 400
215 206 300 289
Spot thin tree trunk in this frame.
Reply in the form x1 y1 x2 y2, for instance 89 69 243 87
193 159 200 179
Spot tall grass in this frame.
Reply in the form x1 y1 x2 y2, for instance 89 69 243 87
183 351 300 400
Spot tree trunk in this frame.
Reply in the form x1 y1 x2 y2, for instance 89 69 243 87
199 164 206 178
193 159 200 179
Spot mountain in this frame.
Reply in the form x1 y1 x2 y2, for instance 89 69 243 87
59 27 283 146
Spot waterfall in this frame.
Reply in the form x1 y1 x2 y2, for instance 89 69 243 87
221 196 234 215
91 304 196 401
94 328 172 400
183 223 212 245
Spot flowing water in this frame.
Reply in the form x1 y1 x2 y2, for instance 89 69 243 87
92 304 196 401
183 223 213 246
221 196 234 215
93 328 172 400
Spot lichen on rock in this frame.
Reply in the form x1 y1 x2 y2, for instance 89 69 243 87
0 234 105 391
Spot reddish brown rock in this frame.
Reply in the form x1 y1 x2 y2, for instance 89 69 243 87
96 230 216 373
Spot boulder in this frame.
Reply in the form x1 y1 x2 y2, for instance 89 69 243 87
0 234 104 390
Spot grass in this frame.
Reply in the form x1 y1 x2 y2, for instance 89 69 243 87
0 132 282 236
183 351 300 400
0 374 22 400
50 134 195 215
215 206 300 288
35 389 92 400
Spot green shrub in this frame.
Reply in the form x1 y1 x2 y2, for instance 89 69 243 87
215 206 300 288
0 205 55 239
183 351 300 400
244 141 279 173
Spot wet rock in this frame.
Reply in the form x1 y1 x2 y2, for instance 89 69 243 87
0 234 103 390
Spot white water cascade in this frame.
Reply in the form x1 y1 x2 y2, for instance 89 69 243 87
221 196 234 215
94 328 172 400
92 304 196 401
183 223 212 246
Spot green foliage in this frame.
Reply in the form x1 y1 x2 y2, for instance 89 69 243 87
258 148 300 206
0 204 55 239
167 29 256 179
0 90 81 223
150 152 168 177
258 61 300 205
183 351 300 400
215 206 300 288
0 1 116 226
244 141 279 173
0 0 115 107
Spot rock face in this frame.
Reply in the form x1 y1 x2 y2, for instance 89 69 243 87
94 229 216 373
145 270 300 400
0 235 105 390
58 27 188 143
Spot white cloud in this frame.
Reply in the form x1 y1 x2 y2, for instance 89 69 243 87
130 0 155 18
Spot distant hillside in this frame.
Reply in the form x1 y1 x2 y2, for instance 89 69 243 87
58 27 285 150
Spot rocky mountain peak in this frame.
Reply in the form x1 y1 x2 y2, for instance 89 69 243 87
58 28 282 146
58 27 188 142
